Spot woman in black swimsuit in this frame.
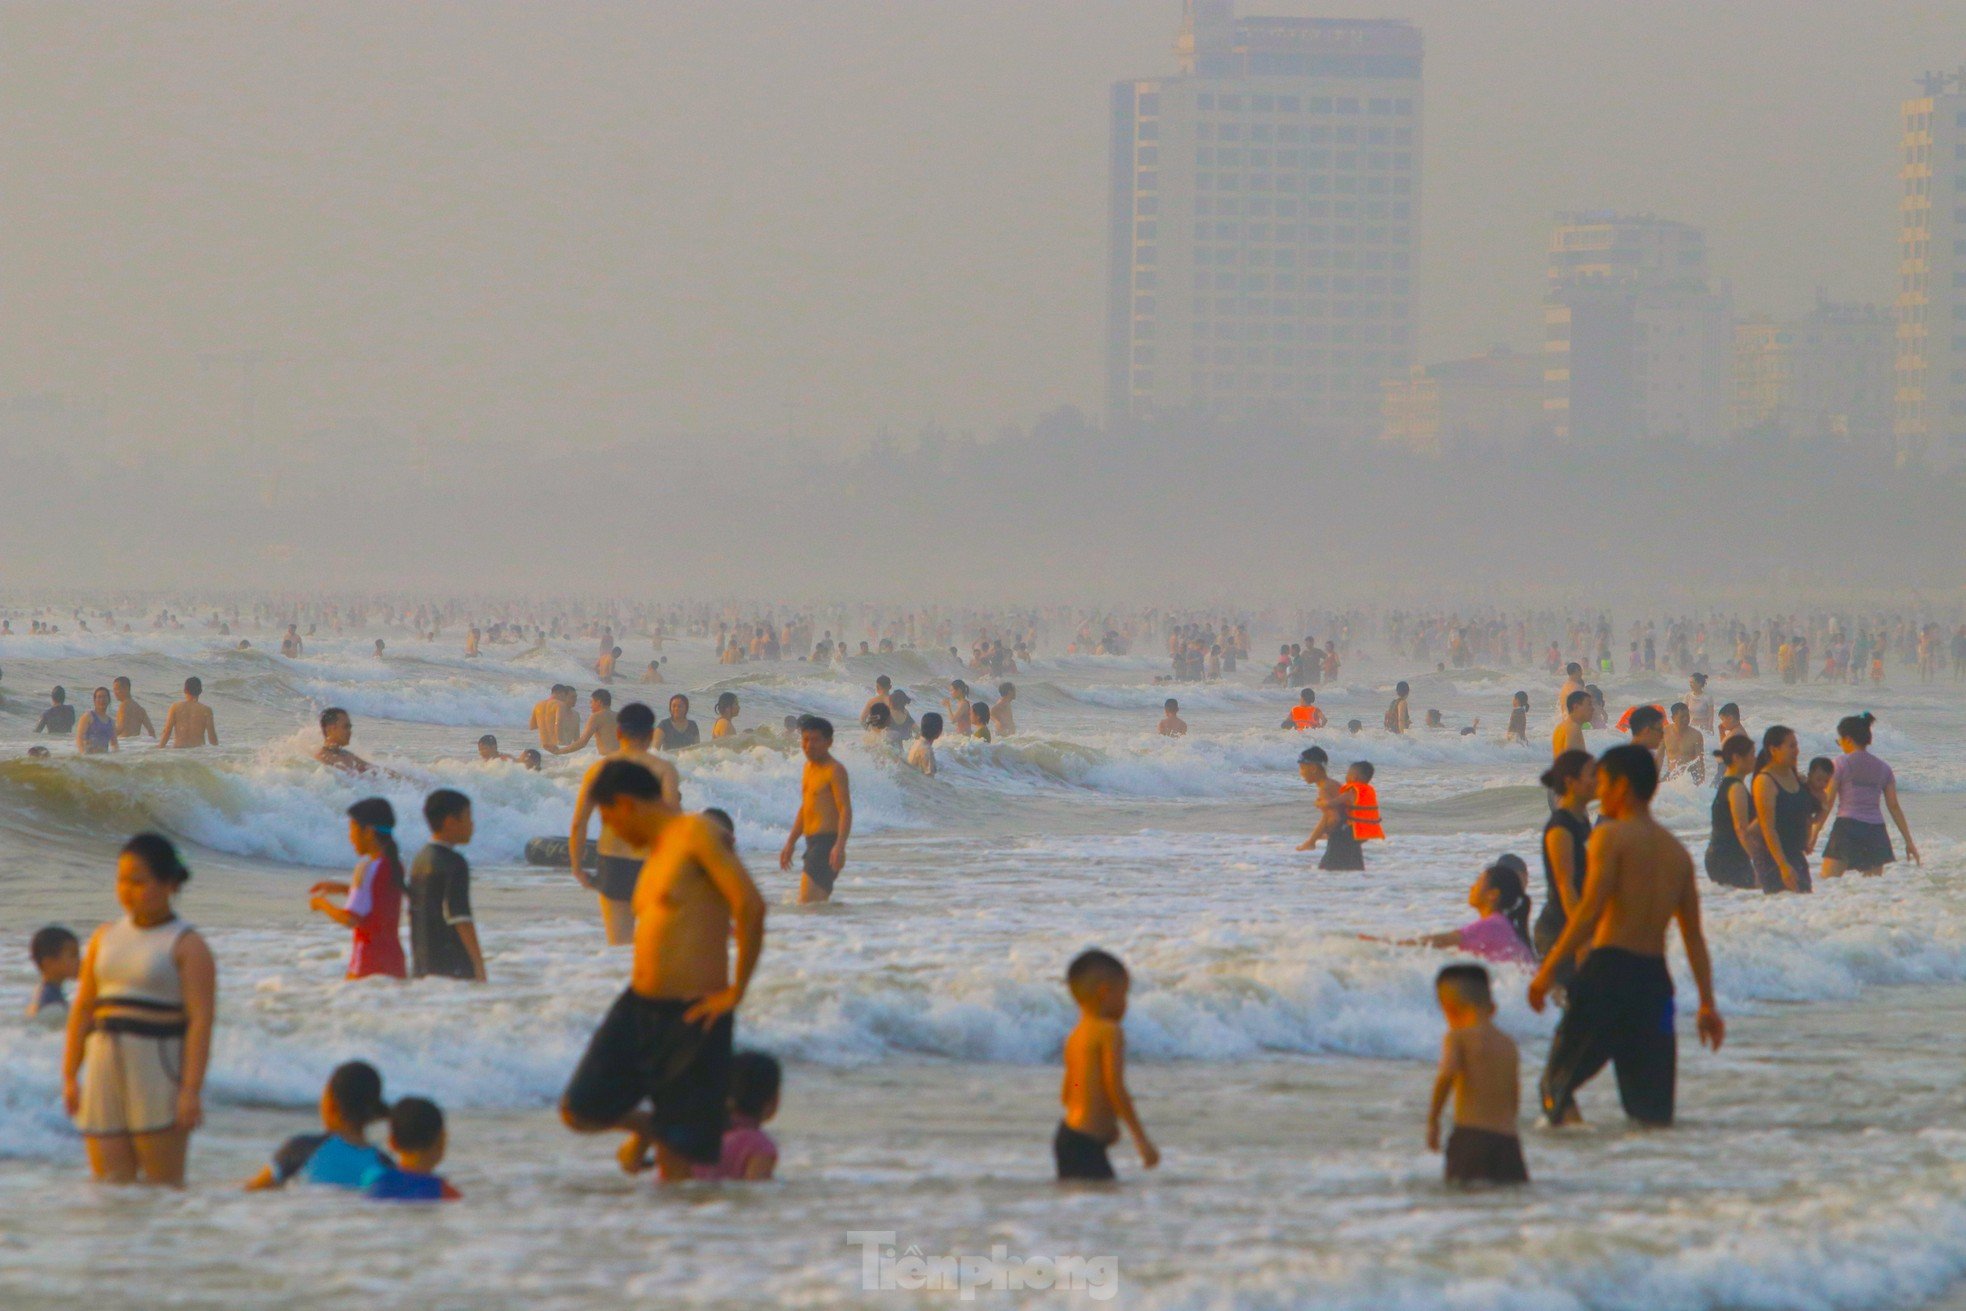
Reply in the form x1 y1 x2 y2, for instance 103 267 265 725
1533 750 1593 969
1704 734 1758 889
1750 725 1816 894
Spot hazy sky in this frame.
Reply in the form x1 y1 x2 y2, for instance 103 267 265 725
6 1 1963 455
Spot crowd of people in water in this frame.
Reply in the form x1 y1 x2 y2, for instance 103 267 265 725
3 597 1943 1198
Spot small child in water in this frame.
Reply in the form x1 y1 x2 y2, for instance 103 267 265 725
27 925 80 1025
692 1051 781 1181
365 1097 461 1201
1427 964 1527 1186
908 712 942 776
1056 949 1158 1182
247 1060 393 1190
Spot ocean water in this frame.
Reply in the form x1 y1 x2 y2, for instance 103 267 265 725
3 627 1966 1309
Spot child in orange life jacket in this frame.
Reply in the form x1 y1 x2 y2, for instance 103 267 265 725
1284 688 1326 731
1340 761 1386 860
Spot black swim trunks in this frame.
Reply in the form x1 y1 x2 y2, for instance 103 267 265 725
1053 1122 1115 1181
802 833 838 895
595 854 643 903
1540 947 1676 1127
1444 1126 1529 1186
1319 825 1365 872
561 989 733 1164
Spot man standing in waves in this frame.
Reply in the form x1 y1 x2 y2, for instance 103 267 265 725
559 760 766 1181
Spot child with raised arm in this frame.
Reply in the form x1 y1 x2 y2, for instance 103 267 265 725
1427 964 1528 1186
1056 949 1158 1182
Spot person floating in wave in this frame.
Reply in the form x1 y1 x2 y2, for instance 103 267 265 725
1427 964 1528 1187
1056 949 1157 1182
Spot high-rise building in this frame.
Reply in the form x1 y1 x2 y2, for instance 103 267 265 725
1736 299 1894 444
1380 346 1547 456
1106 3 1423 436
1894 70 1966 464
1542 214 1733 444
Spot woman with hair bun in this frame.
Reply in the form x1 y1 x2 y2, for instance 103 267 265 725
62 833 217 1185
1820 713 1919 878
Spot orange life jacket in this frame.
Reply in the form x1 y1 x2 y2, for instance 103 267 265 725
1344 782 1384 841
1289 704 1326 730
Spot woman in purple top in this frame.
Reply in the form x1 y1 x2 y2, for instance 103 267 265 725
1364 857 1538 967
1820 713 1919 878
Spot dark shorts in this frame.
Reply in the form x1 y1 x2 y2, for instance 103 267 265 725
1746 829 1812 895
1053 1122 1115 1181
1445 1126 1529 1186
1823 818 1894 869
561 990 732 1164
595 855 643 903
802 834 838 894
1540 947 1676 1127
1319 826 1365 871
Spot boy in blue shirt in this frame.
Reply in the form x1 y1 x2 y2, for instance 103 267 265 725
365 1097 460 1202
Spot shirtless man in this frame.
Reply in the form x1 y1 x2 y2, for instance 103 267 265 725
1660 702 1705 783
280 625 303 658
779 715 851 904
1557 662 1586 715
112 676 156 741
860 676 894 727
1552 689 1591 759
531 685 579 751
554 689 620 756
314 707 373 774
559 759 766 1182
156 678 218 749
1528 744 1724 1127
568 703 681 945
1159 698 1188 737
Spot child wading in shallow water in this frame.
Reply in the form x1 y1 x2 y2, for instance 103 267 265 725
1056 949 1157 1182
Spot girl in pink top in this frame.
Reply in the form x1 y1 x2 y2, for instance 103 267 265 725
692 1052 780 1182
308 798 407 980
1364 858 1538 967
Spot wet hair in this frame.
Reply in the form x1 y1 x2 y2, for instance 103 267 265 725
1298 745 1329 767
1565 689 1592 712
520 749 542 768
875 675 892 691
1718 701 1741 720
1512 691 1529 708
184 677 202 696
714 692 739 714
1716 734 1754 765
1669 701 1688 718
326 1060 388 1126
1164 698 1179 712
798 714 835 741
1436 963 1493 1010
1066 948 1128 1001
951 679 969 695
1565 662 1582 677
918 711 944 741
590 759 661 805
972 702 990 724
1627 705 1665 737
1807 755 1835 779
1349 760 1375 782
1540 749 1594 794
1482 863 1533 951
1835 712 1874 747
477 734 498 749
1597 743 1660 802
50 686 65 704
423 788 471 830
728 1051 782 1120
31 925 78 964
590 688 612 708
1754 725 1796 774
1300 688 1317 703
388 1096 445 1153
888 689 911 708
702 807 735 841
616 702 656 740
113 676 131 690
347 797 404 892
1346 719 1363 733
320 706 349 731
865 703 892 730
122 832 192 887
1394 681 1410 696
998 682 1015 697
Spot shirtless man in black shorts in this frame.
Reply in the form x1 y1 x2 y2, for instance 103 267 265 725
1528 744 1724 1126
560 760 766 1181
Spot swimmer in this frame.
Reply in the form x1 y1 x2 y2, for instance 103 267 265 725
860 676 894 727
1159 698 1188 737
1529 745 1724 1127
156 678 218 749
779 716 851 904
1363 859 1534 965
1056 949 1157 1181
1716 701 1746 746
971 702 992 742
1383 682 1412 735
34 686 75 738
907 713 942 777
711 692 740 740
554 689 620 756
476 734 513 763
519 749 543 771
1553 689 1590 758
1427 964 1527 1186
558 760 765 1183
1660 703 1704 783
658 695 701 751
75 687 119 755
994 683 1018 737
1504 691 1529 744
315 708 374 775
569 702 681 946
112 677 155 741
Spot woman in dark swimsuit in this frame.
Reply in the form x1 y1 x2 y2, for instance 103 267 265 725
1750 725 1816 894
1705 734 1758 889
